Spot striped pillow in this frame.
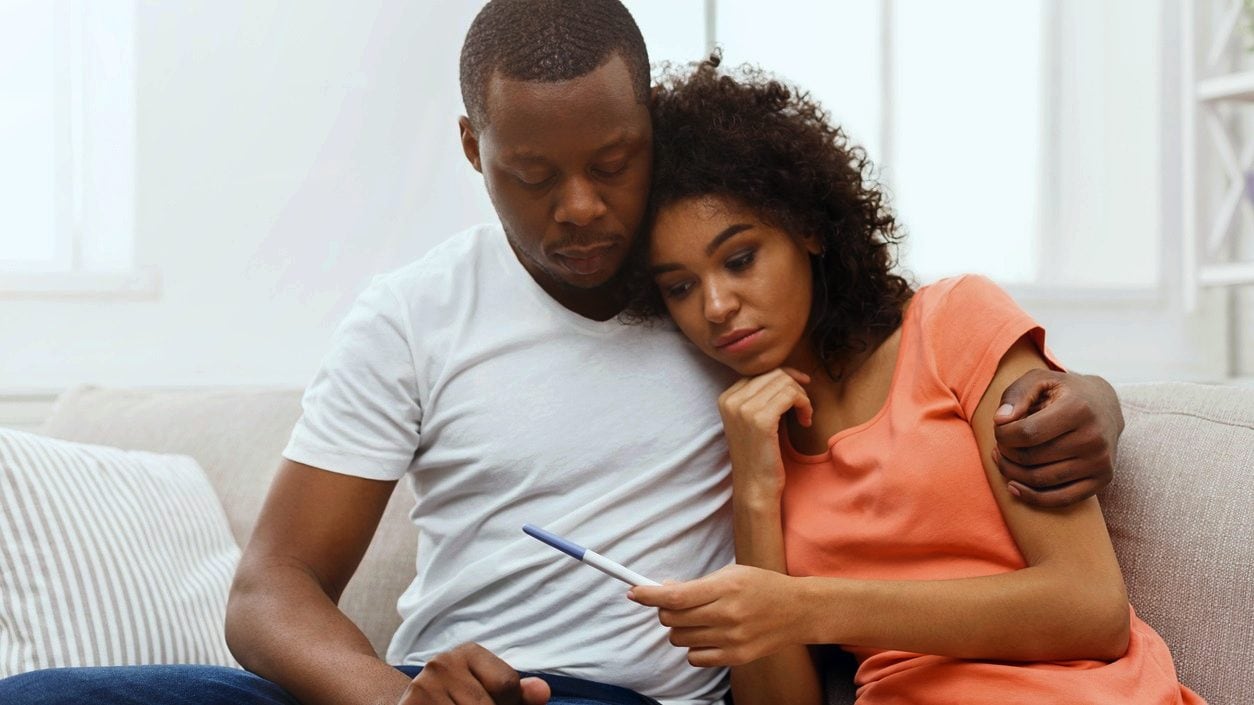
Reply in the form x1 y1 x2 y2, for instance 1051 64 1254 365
0 429 241 676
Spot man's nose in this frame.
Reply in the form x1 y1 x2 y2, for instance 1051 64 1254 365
553 176 607 227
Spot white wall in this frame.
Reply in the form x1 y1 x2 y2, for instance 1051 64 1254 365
1 0 496 389
0 0 1240 390
0 0 715 392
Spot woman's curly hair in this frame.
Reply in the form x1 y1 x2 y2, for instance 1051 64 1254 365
622 54 914 378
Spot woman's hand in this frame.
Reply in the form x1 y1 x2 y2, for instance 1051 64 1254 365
718 368 812 501
628 564 805 667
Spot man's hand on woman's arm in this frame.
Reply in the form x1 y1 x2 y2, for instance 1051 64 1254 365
227 460 548 705
993 370 1124 507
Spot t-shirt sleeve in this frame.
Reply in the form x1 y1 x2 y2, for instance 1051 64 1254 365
282 277 423 481
925 275 1064 419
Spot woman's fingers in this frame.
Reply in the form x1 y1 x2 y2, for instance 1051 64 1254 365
628 581 718 611
752 376 812 426
726 368 794 403
723 368 808 405
666 624 724 648
721 369 813 427
778 367 812 385
686 646 733 668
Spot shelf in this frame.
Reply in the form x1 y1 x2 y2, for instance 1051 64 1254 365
1197 70 1254 101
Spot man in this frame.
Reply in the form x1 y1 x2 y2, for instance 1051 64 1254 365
0 1 1123 704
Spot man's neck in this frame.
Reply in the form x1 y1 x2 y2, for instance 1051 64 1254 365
533 275 626 322
505 238 628 321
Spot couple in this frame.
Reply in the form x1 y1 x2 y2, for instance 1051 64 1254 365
0 1 1195 704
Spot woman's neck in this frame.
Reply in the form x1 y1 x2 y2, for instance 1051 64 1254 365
785 326 903 455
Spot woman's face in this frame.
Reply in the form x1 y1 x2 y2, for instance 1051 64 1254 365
649 196 821 376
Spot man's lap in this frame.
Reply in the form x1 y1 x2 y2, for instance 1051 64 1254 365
0 663 664 705
0 665 297 705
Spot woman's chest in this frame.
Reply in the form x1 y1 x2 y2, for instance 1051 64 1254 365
781 396 1024 580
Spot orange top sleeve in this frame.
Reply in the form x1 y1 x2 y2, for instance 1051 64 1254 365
919 274 1062 419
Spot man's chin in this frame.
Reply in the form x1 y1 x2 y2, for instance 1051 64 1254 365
551 270 620 291
547 257 626 290
550 251 624 286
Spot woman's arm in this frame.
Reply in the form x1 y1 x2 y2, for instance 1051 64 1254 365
801 336 1130 661
633 338 1131 665
639 368 823 705
725 490 823 705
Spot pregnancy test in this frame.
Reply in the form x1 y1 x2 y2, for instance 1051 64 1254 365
522 524 660 587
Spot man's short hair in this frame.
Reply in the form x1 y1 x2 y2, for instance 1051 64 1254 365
459 0 651 130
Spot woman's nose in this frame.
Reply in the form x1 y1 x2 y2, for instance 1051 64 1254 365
703 281 739 323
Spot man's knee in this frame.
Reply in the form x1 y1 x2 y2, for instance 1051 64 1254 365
0 665 297 705
1 667 100 704
0 668 103 704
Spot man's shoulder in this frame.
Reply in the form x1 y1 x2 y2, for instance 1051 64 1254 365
341 223 512 345
375 223 504 289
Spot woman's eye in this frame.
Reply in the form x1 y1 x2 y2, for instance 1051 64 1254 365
661 281 693 300
726 250 756 271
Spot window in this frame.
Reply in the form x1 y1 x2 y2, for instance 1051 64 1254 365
710 0 1164 292
625 0 708 68
0 0 151 296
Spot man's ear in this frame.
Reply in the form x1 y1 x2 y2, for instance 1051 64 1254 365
649 84 660 106
458 116 482 173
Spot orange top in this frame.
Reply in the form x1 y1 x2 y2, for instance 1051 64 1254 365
780 275 1203 704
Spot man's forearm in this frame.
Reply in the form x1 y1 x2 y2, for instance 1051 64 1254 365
226 562 411 705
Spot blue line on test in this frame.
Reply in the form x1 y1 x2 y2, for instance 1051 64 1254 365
523 524 586 560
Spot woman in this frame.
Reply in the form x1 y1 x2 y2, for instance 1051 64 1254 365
624 57 1202 705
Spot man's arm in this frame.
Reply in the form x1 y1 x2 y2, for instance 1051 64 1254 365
992 370 1125 507
226 459 549 705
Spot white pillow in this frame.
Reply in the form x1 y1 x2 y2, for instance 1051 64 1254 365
0 428 241 676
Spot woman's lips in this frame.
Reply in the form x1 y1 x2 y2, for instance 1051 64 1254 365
714 328 764 354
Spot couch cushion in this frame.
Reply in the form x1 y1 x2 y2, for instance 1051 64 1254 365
39 386 302 547
0 429 240 675
38 385 417 659
1102 382 1254 705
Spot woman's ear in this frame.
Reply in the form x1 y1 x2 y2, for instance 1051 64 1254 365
803 234 824 256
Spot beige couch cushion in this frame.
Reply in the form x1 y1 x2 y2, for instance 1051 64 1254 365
0 429 240 674
38 385 417 658
37 382 1254 704
1100 382 1254 705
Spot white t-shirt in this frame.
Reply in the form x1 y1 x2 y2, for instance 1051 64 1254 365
283 223 737 705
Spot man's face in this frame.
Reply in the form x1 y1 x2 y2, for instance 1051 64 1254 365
459 54 652 295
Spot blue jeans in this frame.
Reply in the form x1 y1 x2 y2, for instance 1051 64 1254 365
0 664 664 705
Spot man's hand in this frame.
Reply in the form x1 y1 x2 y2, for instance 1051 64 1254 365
400 643 550 705
992 370 1124 508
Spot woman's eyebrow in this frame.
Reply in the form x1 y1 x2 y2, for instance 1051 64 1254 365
650 224 755 274
704 224 753 255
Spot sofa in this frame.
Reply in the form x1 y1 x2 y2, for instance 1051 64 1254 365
28 381 1254 704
